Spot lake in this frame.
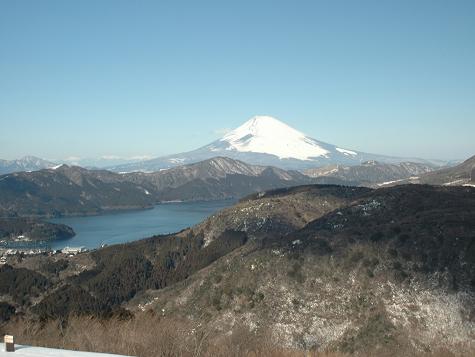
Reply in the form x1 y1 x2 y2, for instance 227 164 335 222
49 200 234 250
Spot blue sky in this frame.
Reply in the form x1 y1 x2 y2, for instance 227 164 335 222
1 0 474 161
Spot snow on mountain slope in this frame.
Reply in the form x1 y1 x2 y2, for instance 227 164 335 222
304 160 436 186
394 154 475 187
109 115 445 172
0 156 57 175
218 116 329 160
335 147 357 156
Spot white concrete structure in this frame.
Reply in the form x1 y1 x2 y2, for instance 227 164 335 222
61 246 86 255
0 343 133 356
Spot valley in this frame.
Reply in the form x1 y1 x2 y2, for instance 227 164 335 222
0 148 473 356
3 153 471 220
1 183 474 356
0 151 473 256
0 121 473 357
3 2 474 355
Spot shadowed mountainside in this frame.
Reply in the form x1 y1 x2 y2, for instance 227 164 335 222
0 165 155 217
0 157 350 217
0 218 75 241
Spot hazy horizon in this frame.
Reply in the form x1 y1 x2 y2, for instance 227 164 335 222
1 1 474 161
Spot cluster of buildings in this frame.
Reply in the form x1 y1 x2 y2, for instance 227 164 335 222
0 248 50 265
0 246 88 265
0 248 45 257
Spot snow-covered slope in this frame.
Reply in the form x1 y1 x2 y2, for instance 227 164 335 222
109 116 443 172
218 116 330 160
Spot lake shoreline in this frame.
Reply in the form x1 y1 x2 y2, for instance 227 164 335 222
1 198 238 220
47 199 235 250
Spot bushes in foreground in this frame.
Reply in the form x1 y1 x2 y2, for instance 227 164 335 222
2 314 474 357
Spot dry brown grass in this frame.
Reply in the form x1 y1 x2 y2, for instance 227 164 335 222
1 314 473 357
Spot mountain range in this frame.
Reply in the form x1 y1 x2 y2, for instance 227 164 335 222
304 160 436 186
109 116 446 172
0 156 57 175
0 157 347 217
395 154 475 187
0 156 154 175
2 154 473 218
1 116 458 175
0 165 155 217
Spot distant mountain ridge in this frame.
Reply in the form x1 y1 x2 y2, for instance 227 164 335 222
109 116 446 172
0 157 346 217
0 156 57 175
0 156 156 175
0 165 155 217
304 160 436 186
390 154 475 187
2 116 456 174
2 154 472 218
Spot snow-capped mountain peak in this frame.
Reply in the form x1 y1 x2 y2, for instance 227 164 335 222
220 115 330 160
108 115 443 173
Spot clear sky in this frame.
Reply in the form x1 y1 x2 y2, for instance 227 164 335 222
1 0 474 161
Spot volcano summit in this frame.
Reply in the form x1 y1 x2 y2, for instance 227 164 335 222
110 116 437 172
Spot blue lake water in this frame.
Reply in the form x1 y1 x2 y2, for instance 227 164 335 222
49 200 234 250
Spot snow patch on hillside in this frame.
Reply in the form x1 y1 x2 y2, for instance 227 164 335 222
336 148 357 156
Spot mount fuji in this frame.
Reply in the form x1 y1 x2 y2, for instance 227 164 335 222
110 116 438 172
